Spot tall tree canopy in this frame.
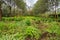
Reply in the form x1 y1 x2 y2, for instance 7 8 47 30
32 0 60 16
32 0 48 15
14 0 27 14
48 0 60 11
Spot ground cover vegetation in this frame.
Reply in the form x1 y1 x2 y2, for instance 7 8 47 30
0 0 60 40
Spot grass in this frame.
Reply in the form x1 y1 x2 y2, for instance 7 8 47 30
0 16 60 40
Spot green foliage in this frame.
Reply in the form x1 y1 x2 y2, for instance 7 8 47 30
24 26 41 40
45 22 60 35
2 17 24 21
2 4 11 17
32 0 48 15
14 0 27 14
0 22 6 30
0 16 60 40
0 34 18 40
0 33 25 40
41 22 60 40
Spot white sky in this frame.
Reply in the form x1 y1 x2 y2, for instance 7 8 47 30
25 0 37 7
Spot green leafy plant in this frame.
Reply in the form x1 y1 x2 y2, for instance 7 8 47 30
45 22 60 35
24 26 41 40
2 17 24 21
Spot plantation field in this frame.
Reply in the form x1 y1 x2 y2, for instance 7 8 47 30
0 16 60 40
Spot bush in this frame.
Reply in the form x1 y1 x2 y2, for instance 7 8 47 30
24 26 41 40
40 22 60 40
45 22 60 35
2 17 24 21
0 33 25 40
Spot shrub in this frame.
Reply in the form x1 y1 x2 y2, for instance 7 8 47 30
2 17 24 21
45 22 60 35
40 22 60 40
24 26 41 40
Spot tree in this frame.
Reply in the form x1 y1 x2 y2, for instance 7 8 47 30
0 1 2 20
32 0 48 16
14 0 27 15
32 0 60 16
0 0 27 17
2 3 12 17
48 0 60 21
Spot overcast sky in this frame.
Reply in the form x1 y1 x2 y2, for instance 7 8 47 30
25 0 37 7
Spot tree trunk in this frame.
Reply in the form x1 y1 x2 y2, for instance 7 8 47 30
0 3 2 21
55 1 58 22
